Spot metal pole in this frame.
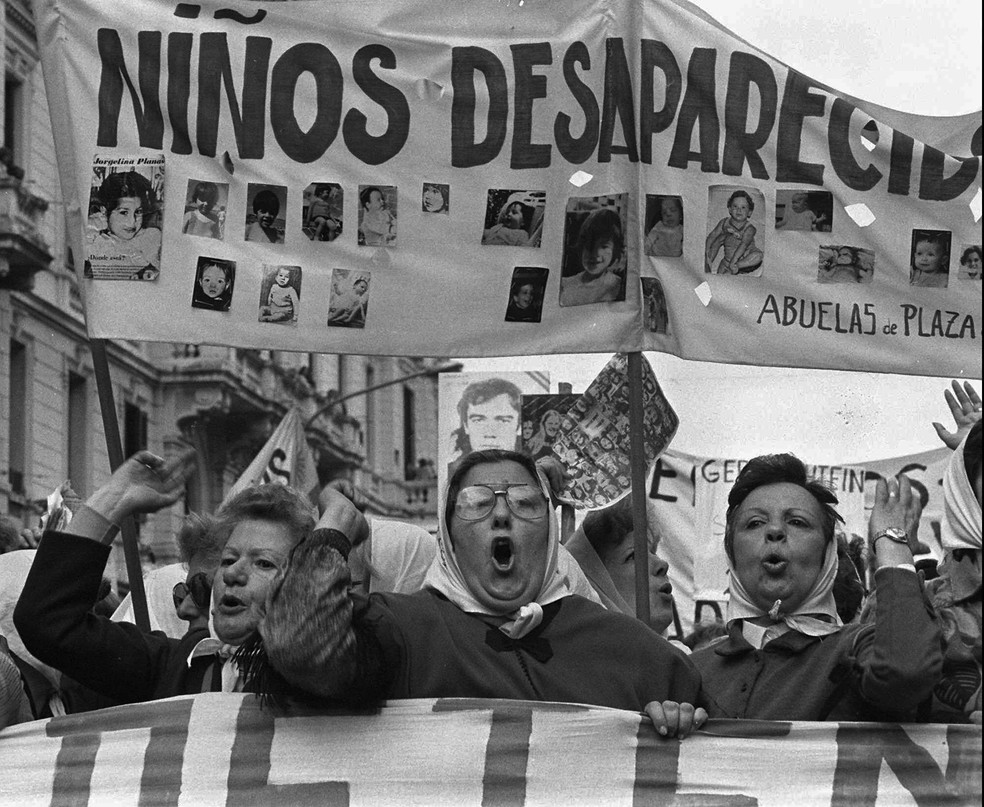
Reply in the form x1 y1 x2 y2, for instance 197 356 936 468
303 361 463 431
90 338 151 632
626 352 652 627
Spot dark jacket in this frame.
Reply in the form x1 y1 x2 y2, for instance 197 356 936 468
14 530 218 705
692 568 943 721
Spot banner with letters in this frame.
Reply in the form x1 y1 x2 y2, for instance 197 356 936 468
33 0 981 376
1 694 980 805
649 446 951 635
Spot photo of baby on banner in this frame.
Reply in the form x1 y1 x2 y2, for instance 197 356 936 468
481 189 545 247
190 257 235 311
958 244 982 280
704 185 765 275
775 189 832 232
817 245 875 284
641 277 669 333
258 264 301 324
326 268 370 328
521 393 577 460
549 354 679 509
245 184 286 244
84 155 164 281
559 193 629 307
643 194 684 258
504 266 549 323
421 182 450 215
909 228 952 288
302 182 342 242
358 185 397 246
182 179 226 240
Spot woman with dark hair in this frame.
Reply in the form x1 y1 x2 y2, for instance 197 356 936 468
257 449 705 736
565 493 677 634
692 453 942 721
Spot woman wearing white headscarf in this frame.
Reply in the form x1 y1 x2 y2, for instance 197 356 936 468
923 421 982 723
692 453 943 721
258 449 704 735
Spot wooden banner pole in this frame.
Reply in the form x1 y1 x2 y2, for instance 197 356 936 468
89 338 151 632
626 352 652 627
557 381 576 542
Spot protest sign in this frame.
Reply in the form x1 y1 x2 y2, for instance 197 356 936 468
33 0 980 376
437 371 548 491
550 353 678 509
1 694 979 805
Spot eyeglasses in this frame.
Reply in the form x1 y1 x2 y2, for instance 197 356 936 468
172 572 212 611
454 484 548 522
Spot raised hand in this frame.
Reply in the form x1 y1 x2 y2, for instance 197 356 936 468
86 449 197 524
932 380 982 450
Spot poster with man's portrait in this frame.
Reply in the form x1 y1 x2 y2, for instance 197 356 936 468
438 371 549 491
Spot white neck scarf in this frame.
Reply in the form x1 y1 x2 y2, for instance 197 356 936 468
941 431 982 552
424 466 571 638
726 538 843 640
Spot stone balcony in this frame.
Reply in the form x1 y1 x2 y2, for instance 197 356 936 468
0 157 52 291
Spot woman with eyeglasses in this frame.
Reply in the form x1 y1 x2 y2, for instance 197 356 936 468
255 449 705 737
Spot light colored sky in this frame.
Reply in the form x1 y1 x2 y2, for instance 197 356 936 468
459 0 982 464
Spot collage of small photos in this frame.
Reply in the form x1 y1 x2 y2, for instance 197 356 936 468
82 157 981 337
645 186 980 284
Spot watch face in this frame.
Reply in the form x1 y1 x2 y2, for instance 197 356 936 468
880 528 908 543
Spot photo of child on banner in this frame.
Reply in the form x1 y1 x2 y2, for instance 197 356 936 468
303 182 342 242
245 184 286 244
958 245 982 280
504 267 549 323
182 180 224 240
422 182 450 215
909 229 951 288
641 277 670 333
559 193 629 306
817 245 875 284
358 185 397 246
84 156 164 281
643 194 684 258
326 268 370 328
258 264 301 324
705 186 765 275
548 354 678 509
191 257 235 311
775 189 832 232
481 189 545 247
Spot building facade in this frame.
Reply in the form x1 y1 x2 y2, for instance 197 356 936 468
0 1 441 583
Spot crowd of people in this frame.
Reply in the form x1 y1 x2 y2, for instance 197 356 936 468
0 380 980 738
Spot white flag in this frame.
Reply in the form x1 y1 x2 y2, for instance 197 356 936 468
223 409 319 504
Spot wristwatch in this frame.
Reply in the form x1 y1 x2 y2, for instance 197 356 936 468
873 527 908 549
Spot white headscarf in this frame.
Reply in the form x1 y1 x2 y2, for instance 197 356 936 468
424 460 570 639
941 429 982 552
726 535 843 638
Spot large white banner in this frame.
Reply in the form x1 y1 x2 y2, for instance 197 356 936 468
33 0 981 376
1 694 980 805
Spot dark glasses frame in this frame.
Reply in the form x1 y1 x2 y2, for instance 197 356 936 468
453 483 548 522
172 571 212 611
